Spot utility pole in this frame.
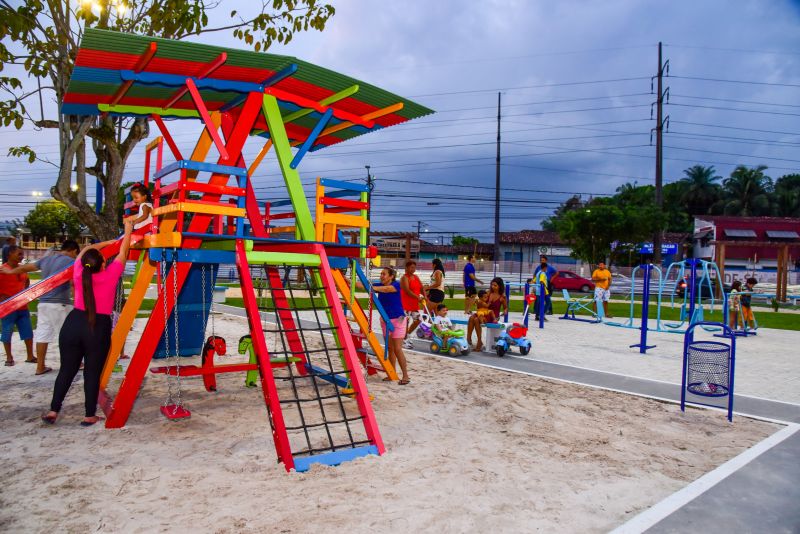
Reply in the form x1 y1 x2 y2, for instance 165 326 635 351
416 220 423 238
493 91 501 276
653 42 669 266
365 165 373 246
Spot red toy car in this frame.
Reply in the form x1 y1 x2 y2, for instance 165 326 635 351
551 270 595 293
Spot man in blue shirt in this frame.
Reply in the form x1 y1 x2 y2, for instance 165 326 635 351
463 255 483 312
533 254 559 318
0 240 79 375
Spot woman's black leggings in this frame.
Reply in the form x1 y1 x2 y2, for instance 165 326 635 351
50 309 112 417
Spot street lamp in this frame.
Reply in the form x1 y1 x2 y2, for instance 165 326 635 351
32 191 43 206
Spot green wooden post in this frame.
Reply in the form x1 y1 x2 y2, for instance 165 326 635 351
260 94 315 241
261 94 348 383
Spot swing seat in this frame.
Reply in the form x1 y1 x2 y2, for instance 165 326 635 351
160 404 191 420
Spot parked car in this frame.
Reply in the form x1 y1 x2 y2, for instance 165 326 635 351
552 270 595 293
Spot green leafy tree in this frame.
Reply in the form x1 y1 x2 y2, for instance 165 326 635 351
0 0 335 239
679 165 722 215
24 200 84 241
717 165 773 216
452 235 479 246
541 195 583 231
772 174 800 217
662 181 691 232
554 198 663 264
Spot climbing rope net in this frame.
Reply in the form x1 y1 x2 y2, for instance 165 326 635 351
252 263 370 460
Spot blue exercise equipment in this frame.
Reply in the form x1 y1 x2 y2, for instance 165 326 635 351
559 288 603 324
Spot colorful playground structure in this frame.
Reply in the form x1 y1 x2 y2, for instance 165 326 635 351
0 29 433 472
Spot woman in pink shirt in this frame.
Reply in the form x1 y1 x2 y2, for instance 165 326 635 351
42 221 133 426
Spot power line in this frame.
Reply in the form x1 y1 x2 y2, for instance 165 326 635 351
669 75 800 88
665 44 800 57
671 120 800 137
668 101 800 118
409 76 652 98
669 93 800 109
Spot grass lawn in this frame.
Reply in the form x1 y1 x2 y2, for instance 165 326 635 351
223 295 799 331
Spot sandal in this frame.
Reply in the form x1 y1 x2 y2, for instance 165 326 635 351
35 367 53 376
41 413 57 425
4 360 14 367
80 416 103 427
382 377 394 382
398 378 411 385
25 358 38 364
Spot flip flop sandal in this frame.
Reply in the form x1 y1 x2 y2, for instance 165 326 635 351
382 377 394 382
41 414 57 425
35 367 53 376
25 358 38 364
398 379 411 385
79 417 103 427
4 361 14 367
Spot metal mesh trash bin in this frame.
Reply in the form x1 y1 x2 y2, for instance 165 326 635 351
681 322 736 421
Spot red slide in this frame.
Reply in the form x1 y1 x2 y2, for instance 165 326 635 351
0 236 137 319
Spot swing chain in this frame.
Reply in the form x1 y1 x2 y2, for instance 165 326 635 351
160 256 174 408
172 249 183 411
201 263 215 338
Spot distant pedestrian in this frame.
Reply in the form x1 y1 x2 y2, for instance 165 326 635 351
463 255 483 312
591 261 613 318
426 258 446 312
0 245 35 366
741 277 758 330
2 237 16 264
1 240 80 375
533 255 558 317
728 280 742 330
400 260 425 348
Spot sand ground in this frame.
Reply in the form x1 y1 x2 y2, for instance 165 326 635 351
0 313 782 533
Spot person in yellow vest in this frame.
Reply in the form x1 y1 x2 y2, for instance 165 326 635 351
591 261 613 318
532 269 550 321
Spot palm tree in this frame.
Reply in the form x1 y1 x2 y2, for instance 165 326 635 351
719 165 773 216
773 174 800 217
679 165 722 215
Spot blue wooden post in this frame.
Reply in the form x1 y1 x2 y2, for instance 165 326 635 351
504 283 510 323
630 263 656 353
537 281 545 329
523 282 530 328
688 258 698 324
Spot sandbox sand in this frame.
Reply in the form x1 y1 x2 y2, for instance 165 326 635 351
0 314 780 532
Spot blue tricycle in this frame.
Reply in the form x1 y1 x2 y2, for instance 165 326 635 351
494 323 532 357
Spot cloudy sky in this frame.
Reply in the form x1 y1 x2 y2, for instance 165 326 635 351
2 0 799 242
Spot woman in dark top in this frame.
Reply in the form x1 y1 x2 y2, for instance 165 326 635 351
373 267 410 385
468 277 507 352
426 258 446 312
